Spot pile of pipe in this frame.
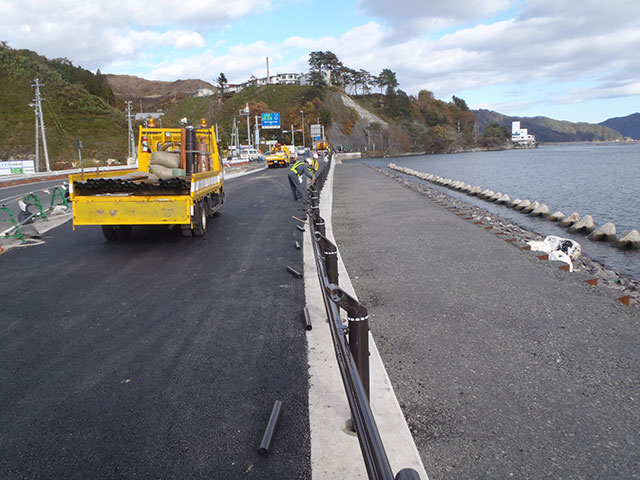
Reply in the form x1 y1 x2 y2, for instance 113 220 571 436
388 163 640 250
74 173 190 195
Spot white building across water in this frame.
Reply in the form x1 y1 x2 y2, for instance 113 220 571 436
511 121 536 146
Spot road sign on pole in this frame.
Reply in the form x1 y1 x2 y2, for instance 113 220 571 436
310 124 321 138
261 113 281 129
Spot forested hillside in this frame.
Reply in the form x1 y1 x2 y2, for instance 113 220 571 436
473 109 623 142
0 42 127 167
600 113 640 139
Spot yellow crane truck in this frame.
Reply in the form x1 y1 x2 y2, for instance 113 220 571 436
69 120 224 240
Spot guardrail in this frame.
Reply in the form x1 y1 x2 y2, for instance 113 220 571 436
306 157 420 480
0 185 70 242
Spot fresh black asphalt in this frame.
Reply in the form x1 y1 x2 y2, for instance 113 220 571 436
331 162 639 479
0 168 311 479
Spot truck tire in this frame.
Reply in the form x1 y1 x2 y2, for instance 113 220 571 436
193 203 206 237
103 225 132 240
102 225 117 241
180 225 193 237
114 225 132 240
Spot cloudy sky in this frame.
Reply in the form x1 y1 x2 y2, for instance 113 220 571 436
2 0 639 123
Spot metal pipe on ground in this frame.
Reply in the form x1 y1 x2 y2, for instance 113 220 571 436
286 266 303 278
303 306 312 330
259 400 283 455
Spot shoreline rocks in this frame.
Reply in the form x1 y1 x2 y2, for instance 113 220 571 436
381 164 639 304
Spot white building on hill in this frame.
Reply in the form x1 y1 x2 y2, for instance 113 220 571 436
511 121 536 146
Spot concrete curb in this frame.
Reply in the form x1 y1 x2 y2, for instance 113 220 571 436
305 161 429 479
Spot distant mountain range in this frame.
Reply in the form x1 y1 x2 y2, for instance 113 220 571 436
473 110 639 142
599 113 640 140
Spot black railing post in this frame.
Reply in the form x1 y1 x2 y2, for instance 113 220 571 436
328 284 370 399
315 232 338 285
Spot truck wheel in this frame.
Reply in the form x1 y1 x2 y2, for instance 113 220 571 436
102 225 117 241
103 225 132 240
180 225 193 237
193 203 206 237
114 225 132 240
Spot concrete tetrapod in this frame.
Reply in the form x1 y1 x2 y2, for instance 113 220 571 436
496 194 510 205
588 222 617 242
509 198 522 208
547 211 565 222
514 199 531 211
522 201 541 214
560 212 581 227
614 229 640 249
530 204 549 217
488 192 503 202
568 215 596 234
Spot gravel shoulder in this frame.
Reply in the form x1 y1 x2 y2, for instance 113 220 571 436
331 162 639 479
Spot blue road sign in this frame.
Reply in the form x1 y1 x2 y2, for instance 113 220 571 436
261 112 281 129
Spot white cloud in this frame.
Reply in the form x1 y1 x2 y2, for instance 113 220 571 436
0 0 270 69
174 32 207 49
357 0 513 25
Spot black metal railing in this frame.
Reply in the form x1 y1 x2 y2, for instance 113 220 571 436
306 157 420 480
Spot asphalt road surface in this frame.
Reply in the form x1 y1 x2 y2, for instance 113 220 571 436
331 162 639 480
0 168 311 479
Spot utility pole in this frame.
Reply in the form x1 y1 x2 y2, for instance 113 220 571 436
32 78 50 172
254 115 260 150
239 103 251 147
29 102 39 172
125 101 135 161
300 110 305 148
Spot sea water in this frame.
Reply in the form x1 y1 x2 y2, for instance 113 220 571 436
364 142 640 280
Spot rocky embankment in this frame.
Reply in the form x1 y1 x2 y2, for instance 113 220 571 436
378 166 640 307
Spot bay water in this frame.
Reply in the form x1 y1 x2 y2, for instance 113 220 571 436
364 142 640 281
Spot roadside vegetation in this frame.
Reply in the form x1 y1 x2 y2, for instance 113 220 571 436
0 42 127 167
1 43 626 168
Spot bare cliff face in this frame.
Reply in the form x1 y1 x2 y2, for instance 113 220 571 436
105 74 214 99
324 90 387 152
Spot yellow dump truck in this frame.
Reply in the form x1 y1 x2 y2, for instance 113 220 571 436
265 144 291 168
69 122 224 240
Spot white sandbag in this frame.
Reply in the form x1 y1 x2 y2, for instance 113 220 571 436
150 151 181 169
149 164 174 179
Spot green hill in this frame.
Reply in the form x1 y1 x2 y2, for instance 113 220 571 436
473 109 623 142
600 113 640 139
0 42 127 169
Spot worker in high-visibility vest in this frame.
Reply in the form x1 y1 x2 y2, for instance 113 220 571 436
288 157 314 201
311 152 319 172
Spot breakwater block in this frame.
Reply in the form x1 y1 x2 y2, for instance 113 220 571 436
614 229 640 249
560 212 581 227
530 204 549 217
522 201 540 214
617 295 631 306
569 215 595 234
588 222 617 242
547 211 565 222
585 278 598 286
